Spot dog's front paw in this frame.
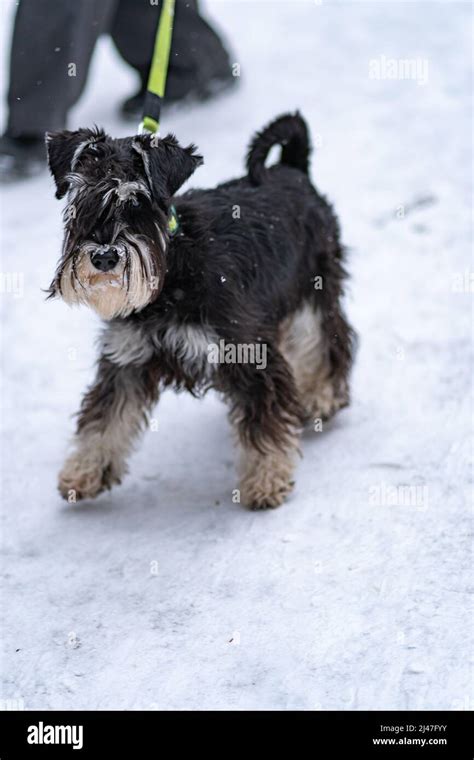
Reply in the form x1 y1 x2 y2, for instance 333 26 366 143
58 450 123 502
239 448 296 510
240 477 295 510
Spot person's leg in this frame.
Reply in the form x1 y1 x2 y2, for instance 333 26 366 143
110 0 235 119
109 0 158 88
7 0 117 137
1 0 116 179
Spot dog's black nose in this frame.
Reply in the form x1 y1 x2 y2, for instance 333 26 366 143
90 248 119 272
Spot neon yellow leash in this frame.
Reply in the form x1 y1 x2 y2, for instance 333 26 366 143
139 0 176 135
139 0 179 236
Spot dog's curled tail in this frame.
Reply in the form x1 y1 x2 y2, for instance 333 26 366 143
246 111 310 185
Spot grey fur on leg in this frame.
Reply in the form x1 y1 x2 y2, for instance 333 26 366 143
58 358 160 501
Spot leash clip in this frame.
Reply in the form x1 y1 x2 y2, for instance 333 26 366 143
137 121 160 137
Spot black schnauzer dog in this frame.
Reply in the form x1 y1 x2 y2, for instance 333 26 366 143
47 113 355 509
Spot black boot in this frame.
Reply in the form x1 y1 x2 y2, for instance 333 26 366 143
121 82 148 121
119 6 237 123
120 64 236 123
0 133 46 181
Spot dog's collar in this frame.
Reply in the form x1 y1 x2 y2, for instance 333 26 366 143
168 205 179 237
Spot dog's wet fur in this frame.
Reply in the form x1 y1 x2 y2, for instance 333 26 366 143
47 113 355 509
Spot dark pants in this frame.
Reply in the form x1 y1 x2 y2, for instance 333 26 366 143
7 0 231 136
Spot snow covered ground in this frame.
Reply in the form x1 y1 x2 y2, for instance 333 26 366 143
1 0 472 711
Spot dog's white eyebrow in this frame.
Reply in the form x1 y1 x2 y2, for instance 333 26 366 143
114 181 151 202
99 180 151 209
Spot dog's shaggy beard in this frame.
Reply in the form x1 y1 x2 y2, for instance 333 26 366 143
50 230 164 320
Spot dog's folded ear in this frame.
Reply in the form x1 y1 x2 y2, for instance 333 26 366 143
45 127 105 199
134 133 203 199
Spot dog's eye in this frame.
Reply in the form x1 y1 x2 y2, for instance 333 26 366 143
131 198 141 208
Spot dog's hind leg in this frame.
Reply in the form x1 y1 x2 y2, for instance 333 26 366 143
219 345 305 509
58 357 160 501
279 302 353 425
